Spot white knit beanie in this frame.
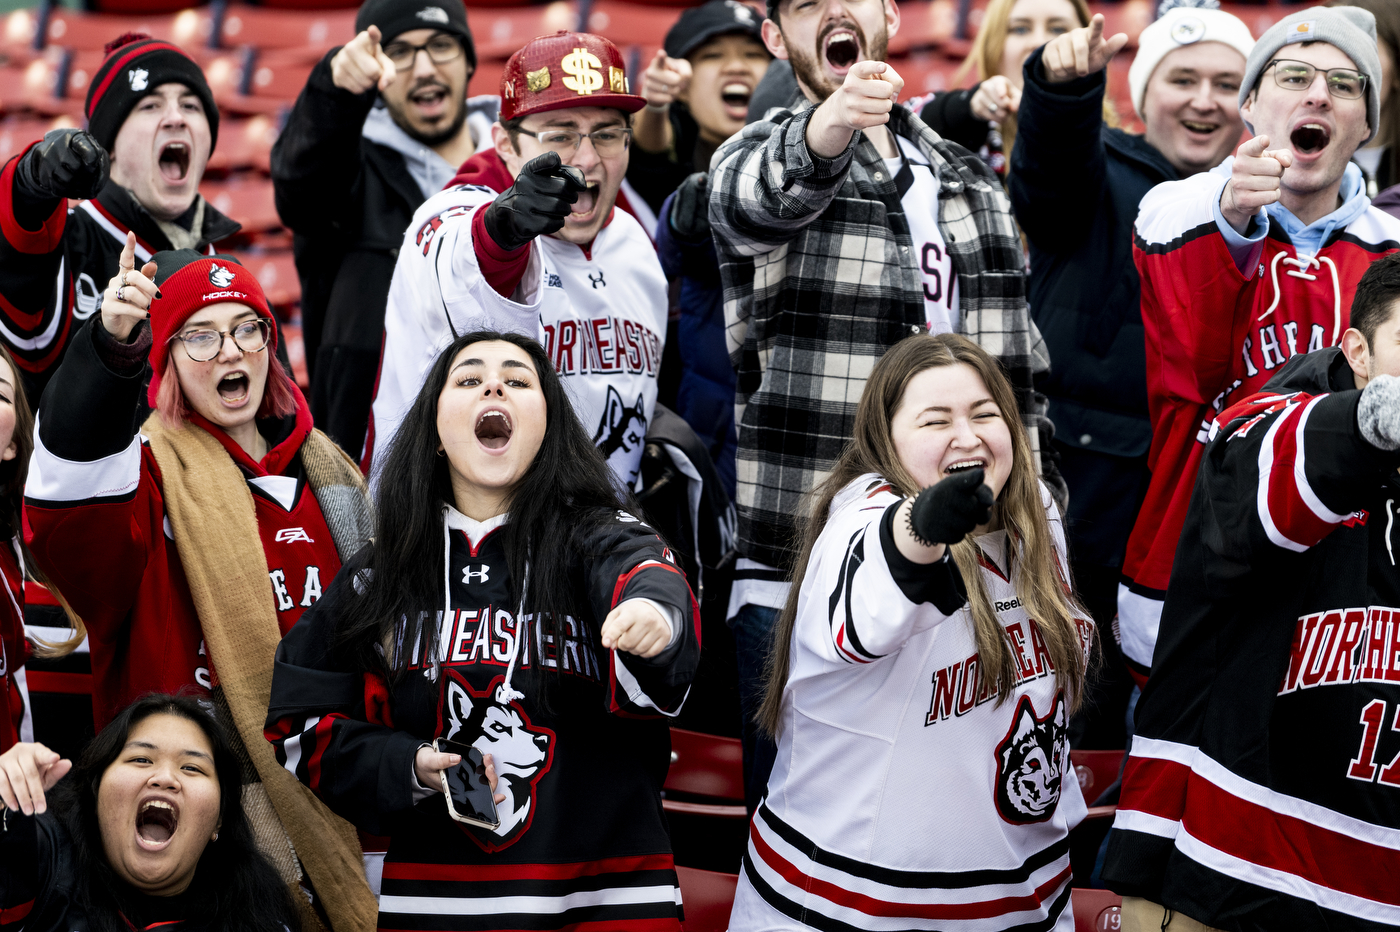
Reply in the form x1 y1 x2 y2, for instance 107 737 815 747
1129 1 1256 120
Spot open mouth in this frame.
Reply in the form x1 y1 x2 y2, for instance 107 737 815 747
408 82 449 113
217 372 249 405
1291 122 1331 155
158 142 190 183
475 409 513 450
569 183 601 222
944 457 986 478
136 799 178 849
823 29 860 72
721 82 752 115
1181 119 1219 136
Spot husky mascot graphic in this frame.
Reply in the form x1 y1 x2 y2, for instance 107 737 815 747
441 672 555 850
207 264 236 288
993 694 1069 824
592 385 647 484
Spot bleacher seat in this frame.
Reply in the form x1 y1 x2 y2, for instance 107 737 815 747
201 174 281 234
205 112 278 174
1072 888 1123 932
677 866 739 932
230 247 298 308
217 4 356 52
664 727 746 819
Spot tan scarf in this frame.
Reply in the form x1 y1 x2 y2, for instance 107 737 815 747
142 413 377 932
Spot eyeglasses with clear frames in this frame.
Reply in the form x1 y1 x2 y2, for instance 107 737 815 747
383 34 463 70
1265 59 1368 100
524 127 633 157
171 318 273 362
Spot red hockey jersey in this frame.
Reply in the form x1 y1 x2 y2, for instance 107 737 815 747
0 536 27 751
24 319 344 728
1118 165 1400 679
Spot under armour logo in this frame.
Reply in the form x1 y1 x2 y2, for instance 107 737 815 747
462 564 491 584
588 270 606 289
275 528 314 543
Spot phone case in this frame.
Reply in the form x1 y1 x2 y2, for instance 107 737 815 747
433 739 501 830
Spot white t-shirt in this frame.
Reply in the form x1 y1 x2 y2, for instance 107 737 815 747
888 134 960 334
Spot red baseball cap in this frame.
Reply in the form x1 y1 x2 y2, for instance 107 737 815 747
499 32 646 122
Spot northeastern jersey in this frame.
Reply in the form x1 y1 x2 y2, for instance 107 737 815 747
729 475 1092 932
23 319 343 728
366 174 667 490
0 536 27 752
1118 163 1400 679
1105 348 1400 930
266 505 701 932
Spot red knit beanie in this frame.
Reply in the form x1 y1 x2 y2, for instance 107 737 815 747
146 250 274 407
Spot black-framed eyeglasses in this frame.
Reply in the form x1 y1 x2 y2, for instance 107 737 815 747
383 33 463 70
1265 59 1368 100
520 126 632 157
171 318 272 362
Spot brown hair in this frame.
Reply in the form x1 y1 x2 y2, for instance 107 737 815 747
1328 0 1400 183
956 0 1118 163
757 333 1088 736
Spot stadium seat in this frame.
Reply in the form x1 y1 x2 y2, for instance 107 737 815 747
35 9 178 52
1072 888 1123 932
230 247 299 308
201 174 282 234
664 727 746 819
217 4 356 53
892 51 967 98
0 115 63 164
580 1 683 49
205 113 278 174
471 3 573 61
1071 749 1124 804
890 0 957 55
677 866 739 932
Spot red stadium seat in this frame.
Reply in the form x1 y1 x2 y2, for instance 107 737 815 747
1071 749 1124 803
1072 888 1123 932
580 1 683 49
892 51 968 98
664 727 747 819
676 867 739 932
36 10 176 52
0 115 64 164
201 174 282 234
890 0 958 55
471 4 572 60
217 4 356 53
230 247 300 309
206 113 279 174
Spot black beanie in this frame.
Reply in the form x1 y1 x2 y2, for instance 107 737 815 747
354 0 476 70
84 34 219 153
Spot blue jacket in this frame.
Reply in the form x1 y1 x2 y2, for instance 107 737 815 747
1010 47 1178 566
656 190 737 499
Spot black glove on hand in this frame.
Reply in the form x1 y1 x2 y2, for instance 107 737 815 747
669 172 710 240
15 129 109 202
908 468 995 547
483 152 588 252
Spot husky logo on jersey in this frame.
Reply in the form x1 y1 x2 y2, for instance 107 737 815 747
442 673 555 850
207 264 235 288
593 386 647 484
994 693 1068 824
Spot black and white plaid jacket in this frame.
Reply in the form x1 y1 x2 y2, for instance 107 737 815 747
710 102 1059 569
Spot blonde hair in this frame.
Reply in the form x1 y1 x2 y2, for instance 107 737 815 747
956 0 1119 164
757 333 1089 736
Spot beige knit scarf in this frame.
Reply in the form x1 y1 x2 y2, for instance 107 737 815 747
142 413 377 932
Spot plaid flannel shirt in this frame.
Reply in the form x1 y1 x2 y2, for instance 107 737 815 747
710 102 1059 569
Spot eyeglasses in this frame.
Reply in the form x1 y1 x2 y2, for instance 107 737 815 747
521 127 632 157
171 318 272 362
383 34 463 70
1265 59 1368 100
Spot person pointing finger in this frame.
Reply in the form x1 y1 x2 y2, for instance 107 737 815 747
1220 134 1294 234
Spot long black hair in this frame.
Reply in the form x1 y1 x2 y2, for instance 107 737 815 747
48 693 298 932
338 331 626 687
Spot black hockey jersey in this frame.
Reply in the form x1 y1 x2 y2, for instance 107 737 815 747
1103 348 1400 931
265 505 700 932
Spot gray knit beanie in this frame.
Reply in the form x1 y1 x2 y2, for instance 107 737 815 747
1240 6 1381 143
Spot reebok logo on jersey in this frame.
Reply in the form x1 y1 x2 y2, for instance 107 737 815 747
275 527 314 543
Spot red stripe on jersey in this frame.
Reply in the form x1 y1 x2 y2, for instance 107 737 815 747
608 559 687 609
0 898 33 924
263 714 295 743
750 818 1071 920
1119 755 1400 904
306 712 344 792
833 624 870 664
382 853 676 882
24 671 91 694
1260 399 1341 549
85 199 158 257
0 148 66 256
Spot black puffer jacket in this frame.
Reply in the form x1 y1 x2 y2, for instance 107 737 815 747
1010 46 1178 567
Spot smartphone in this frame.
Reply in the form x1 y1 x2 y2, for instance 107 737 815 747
434 738 500 830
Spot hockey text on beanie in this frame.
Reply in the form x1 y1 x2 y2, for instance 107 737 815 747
84 33 219 152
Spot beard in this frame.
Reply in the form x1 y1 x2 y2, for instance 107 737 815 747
390 81 469 147
786 17 889 102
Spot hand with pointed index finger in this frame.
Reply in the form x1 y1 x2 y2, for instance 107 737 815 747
806 60 905 159
102 232 160 343
331 25 398 95
1040 14 1128 84
0 742 71 816
1220 134 1292 234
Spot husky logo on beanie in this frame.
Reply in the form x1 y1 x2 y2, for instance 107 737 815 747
128 67 148 91
208 264 235 288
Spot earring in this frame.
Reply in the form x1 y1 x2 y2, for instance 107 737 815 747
212 832 219 842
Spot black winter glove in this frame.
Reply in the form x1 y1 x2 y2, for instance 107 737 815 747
15 129 109 202
482 152 588 252
669 172 710 240
908 468 995 547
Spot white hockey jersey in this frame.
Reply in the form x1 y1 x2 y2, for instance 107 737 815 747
365 177 668 491
729 474 1092 932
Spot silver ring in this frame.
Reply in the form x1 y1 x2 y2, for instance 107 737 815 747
116 285 125 303
121 270 130 287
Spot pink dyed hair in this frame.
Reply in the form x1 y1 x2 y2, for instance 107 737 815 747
156 346 299 431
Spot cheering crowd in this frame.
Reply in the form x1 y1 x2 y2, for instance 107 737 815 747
0 0 1395 928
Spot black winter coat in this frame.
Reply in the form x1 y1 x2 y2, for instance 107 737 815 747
272 50 437 458
1010 46 1178 567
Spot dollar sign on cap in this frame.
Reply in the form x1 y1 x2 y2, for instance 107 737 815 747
561 47 604 96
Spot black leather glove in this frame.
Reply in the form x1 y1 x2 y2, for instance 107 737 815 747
908 468 995 547
14 129 109 202
669 172 710 240
482 152 588 252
